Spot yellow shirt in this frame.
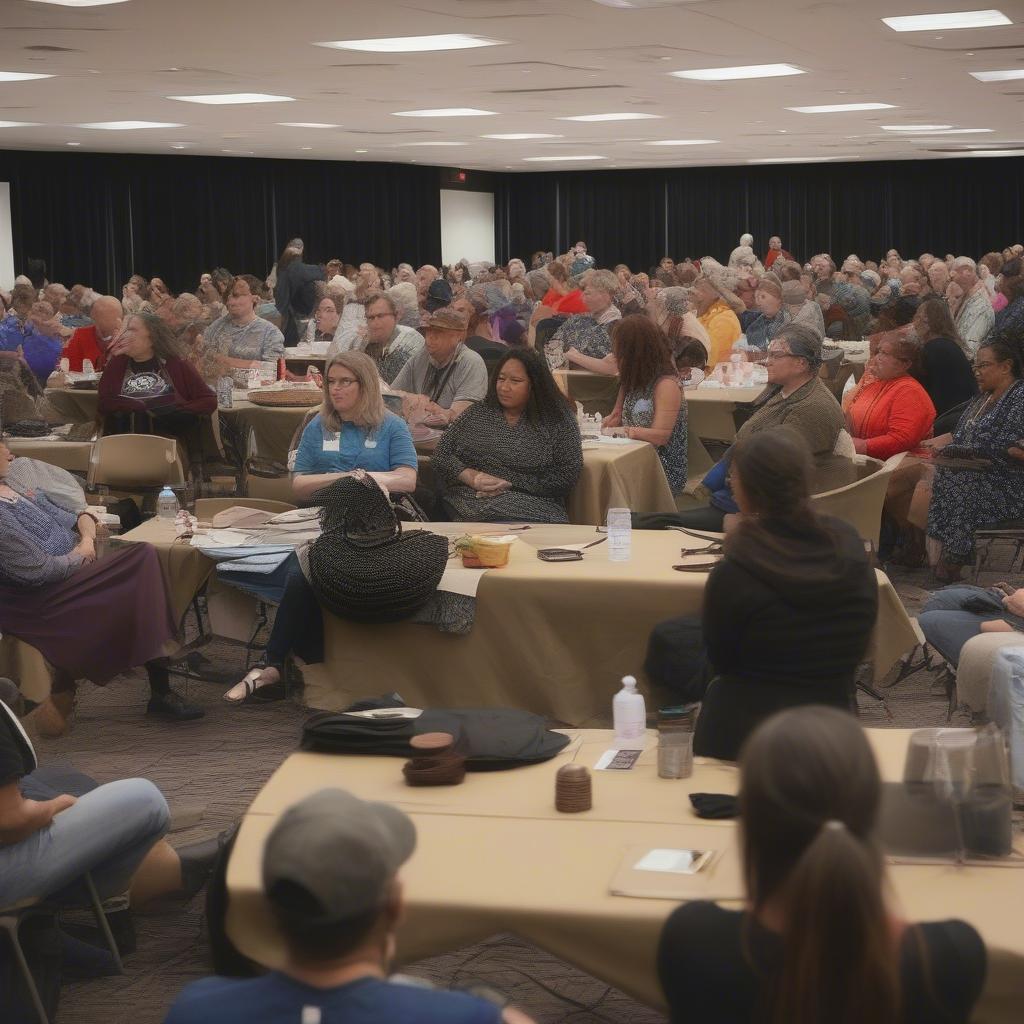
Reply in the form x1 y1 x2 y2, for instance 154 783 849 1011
698 300 742 367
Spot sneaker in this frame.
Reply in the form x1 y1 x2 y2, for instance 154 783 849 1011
147 690 205 722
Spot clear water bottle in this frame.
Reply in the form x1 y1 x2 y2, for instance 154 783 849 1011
607 506 631 562
613 675 646 745
157 486 179 520
82 358 94 376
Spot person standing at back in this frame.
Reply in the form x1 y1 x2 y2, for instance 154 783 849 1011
658 706 986 1024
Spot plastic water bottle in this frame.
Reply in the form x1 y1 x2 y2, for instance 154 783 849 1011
613 675 646 745
607 507 631 562
157 486 179 520
82 358 94 376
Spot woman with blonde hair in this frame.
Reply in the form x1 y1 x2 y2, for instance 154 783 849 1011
223 351 418 705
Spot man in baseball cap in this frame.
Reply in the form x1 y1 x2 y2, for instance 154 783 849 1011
165 789 533 1024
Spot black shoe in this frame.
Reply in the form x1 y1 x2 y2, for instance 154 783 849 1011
178 825 238 898
147 690 205 722
62 908 137 958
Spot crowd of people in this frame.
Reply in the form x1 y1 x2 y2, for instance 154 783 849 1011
0 231 1022 1023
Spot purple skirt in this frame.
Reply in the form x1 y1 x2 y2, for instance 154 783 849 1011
0 544 176 684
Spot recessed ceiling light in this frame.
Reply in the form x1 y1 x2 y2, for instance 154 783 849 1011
392 107 496 117
905 127 994 135
277 122 340 128
748 156 848 164
401 141 467 147
970 69 1024 81
963 148 1024 156
355 149 368 153
0 120 42 128
315 33 503 52
482 133 563 140
170 143 188 149
670 63 804 81
523 155 607 162
557 112 663 121
65 141 81 146
883 9 1011 31
76 120 184 130
221 149 255 154
29 0 131 5
881 124 953 132
300 146 313 150
787 102 896 113
169 93 295 105
644 138 718 146
0 71 54 82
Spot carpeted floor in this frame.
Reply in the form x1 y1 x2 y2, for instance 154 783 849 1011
26 562 1001 1024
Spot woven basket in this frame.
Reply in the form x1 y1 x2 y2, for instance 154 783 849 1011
246 387 321 407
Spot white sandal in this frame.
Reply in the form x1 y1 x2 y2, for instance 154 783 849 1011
223 667 280 705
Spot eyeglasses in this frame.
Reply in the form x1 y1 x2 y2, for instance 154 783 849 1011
974 361 997 370
329 377 359 388
765 349 800 361
366 312 394 322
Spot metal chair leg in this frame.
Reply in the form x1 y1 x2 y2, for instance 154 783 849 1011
0 913 50 1024
83 873 123 974
244 602 268 671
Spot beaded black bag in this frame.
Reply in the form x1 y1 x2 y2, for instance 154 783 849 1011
307 475 448 623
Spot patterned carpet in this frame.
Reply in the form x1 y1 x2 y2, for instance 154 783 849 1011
28 563 995 1024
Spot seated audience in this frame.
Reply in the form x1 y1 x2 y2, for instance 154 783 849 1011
60 292 124 372
927 259 950 299
390 307 486 425
658 706 985 1023
538 260 586 315
920 583 1024 668
459 287 513 373
165 788 533 1024
639 324 844 532
927 331 1024 581
782 279 825 339
845 335 935 457
0 283 46 359
744 278 790 352
0 352 56 423
386 281 422 330
692 268 742 366
345 292 424 384
224 354 418 704
305 294 343 346
992 257 1024 336
651 286 710 360
23 300 64 383
273 245 325 344
201 276 285 381
645 429 877 760
415 264 440 306
432 348 582 523
99 313 216 447
674 338 708 382
161 292 206 359
556 269 623 372
603 316 688 493
764 235 793 268
910 297 979 424
951 257 995 357
0 443 202 733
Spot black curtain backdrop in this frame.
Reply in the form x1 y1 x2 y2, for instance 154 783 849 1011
4 149 1023 293
3 150 442 295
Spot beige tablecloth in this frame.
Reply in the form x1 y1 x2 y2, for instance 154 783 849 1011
226 728 1022 1022
569 442 676 525
44 386 99 424
684 385 763 477
4 437 94 473
553 369 621 416
220 398 311 464
313 525 918 723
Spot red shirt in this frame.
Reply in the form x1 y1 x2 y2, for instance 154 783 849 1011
764 249 794 269
846 375 936 460
64 325 110 372
541 288 588 315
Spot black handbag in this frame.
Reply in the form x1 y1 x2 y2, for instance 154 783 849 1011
307 475 448 623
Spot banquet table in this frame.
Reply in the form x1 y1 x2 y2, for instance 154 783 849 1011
4 436 94 473
684 384 763 476
552 369 620 416
44 386 99 424
219 397 313 464
225 727 1023 1022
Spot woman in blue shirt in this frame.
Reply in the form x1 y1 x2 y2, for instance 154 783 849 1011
291 351 418 503
224 352 418 705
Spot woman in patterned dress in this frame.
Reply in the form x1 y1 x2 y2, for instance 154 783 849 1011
602 315 688 493
927 330 1024 581
432 347 582 523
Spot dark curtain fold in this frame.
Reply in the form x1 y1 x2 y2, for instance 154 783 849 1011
495 173 559 265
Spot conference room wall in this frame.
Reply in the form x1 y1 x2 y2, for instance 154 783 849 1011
3 150 442 295
495 156 1024 269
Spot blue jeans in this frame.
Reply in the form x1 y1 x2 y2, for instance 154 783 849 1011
919 585 1014 667
0 778 170 908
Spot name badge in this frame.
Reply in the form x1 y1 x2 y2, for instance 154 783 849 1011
364 438 378 449
322 432 340 453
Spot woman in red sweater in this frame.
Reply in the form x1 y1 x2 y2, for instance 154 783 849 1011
99 313 216 447
845 335 935 458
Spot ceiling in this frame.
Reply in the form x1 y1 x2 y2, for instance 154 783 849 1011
1 0 1023 172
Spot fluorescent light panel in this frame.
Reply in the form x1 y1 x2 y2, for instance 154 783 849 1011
523 155 606 162
881 124 951 132
787 102 895 113
315 34 503 52
76 120 184 130
29 0 130 5
482 133 563 140
277 122 340 128
970 69 1024 81
0 120 42 127
671 63 803 81
883 9 1011 31
748 156 846 163
401 141 466 147
644 138 718 146
169 93 294 105
393 108 496 117
0 71 54 82
907 128 993 135
558 112 662 121
963 148 1024 156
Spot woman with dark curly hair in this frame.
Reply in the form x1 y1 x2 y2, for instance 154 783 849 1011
432 347 582 522
602 315 687 492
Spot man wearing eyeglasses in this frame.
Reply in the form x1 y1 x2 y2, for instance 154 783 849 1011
354 293 424 385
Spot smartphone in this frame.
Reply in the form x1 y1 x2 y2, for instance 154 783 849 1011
538 548 583 562
633 848 714 875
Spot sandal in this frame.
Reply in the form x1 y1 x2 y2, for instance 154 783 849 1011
223 667 282 705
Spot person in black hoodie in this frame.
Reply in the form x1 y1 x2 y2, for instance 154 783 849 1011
644 426 878 760
273 244 325 344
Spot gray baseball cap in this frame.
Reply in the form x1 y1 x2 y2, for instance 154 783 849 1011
262 789 416 923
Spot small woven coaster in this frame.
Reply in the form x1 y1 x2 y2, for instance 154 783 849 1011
555 764 592 813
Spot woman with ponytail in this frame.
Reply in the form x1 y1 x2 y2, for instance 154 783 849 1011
658 706 986 1024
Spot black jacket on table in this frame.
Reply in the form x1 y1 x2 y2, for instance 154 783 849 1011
694 514 878 759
